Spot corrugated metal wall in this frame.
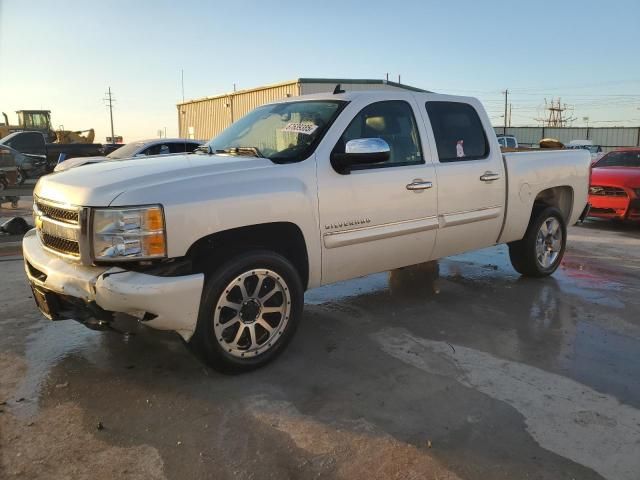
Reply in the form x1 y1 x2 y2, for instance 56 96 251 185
232 83 299 123
178 96 231 140
494 127 640 152
178 82 299 139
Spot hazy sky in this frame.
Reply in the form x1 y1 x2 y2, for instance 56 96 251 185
1 0 639 142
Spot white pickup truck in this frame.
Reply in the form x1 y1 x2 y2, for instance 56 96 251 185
23 90 591 372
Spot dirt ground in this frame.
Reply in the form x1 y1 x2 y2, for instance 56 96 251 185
1 219 639 480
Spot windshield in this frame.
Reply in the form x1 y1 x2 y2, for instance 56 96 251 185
201 100 346 163
107 142 145 159
594 151 640 168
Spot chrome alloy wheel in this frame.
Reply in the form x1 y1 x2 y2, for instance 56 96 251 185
213 269 291 358
536 217 562 268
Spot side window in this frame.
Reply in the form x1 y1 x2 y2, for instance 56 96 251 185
169 142 187 153
167 142 199 153
334 100 423 168
425 101 489 162
141 144 164 156
506 137 517 148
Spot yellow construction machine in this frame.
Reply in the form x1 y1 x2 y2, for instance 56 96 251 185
55 128 95 144
0 110 94 144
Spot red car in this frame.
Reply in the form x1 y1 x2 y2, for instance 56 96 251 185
588 148 640 221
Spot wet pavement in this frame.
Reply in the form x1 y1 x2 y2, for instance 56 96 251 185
1 220 640 479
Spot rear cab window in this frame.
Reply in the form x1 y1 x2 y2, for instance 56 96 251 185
425 101 489 162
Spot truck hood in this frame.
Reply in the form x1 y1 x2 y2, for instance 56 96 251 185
54 156 108 172
591 166 640 188
35 154 275 206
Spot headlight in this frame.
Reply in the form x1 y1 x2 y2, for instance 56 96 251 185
92 205 166 260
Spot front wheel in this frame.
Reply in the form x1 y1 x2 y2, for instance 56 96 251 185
508 206 567 277
189 250 304 374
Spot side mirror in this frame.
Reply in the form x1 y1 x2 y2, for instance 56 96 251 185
330 138 390 174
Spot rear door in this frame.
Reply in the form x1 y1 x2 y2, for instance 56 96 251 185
421 99 506 258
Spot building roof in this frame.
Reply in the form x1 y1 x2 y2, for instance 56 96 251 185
177 78 428 106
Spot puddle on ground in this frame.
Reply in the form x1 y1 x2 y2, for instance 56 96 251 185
306 244 633 310
11 321 105 417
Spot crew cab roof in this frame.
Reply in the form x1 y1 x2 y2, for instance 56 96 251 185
268 89 477 105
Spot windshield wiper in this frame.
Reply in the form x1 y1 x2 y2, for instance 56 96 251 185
215 146 264 158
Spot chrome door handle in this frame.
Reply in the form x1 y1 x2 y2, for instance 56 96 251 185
480 172 501 182
406 180 433 191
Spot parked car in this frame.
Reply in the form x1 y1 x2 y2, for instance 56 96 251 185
0 131 105 166
54 138 204 171
23 90 591 373
496 134 518 149
0 143 50 184
567 140 604 163
588 148 640 221
0 145 19 190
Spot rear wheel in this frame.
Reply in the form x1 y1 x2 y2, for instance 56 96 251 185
189 250 303 373
508 206 566 277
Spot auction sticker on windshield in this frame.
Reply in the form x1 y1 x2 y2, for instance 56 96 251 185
282 122 319 135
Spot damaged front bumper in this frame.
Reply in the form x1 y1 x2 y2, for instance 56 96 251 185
22 229 204 340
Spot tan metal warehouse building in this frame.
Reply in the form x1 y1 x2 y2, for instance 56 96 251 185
177 78 425 140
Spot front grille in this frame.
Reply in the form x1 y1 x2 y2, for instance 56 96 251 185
591 207 617 214
41 233 80 256
589 186 627 197
35 201 79 224
34 197 82 259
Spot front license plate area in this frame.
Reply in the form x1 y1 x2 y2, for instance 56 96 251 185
31 286 61 320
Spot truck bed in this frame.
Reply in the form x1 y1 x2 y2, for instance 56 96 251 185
498 149 592 244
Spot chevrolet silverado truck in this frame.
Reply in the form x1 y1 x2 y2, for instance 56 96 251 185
23 90 591 372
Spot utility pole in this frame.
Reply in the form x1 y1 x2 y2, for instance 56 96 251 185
104 87 115 144
509 103 512 127
502 89 508 134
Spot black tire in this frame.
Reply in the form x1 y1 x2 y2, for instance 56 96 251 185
189 250 304 374
508 206 567 277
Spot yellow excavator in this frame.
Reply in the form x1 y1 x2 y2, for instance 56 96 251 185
0 110 94 144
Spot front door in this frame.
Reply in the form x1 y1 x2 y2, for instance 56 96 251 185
316 97 438 285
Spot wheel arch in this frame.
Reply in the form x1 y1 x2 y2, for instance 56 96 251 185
532 186 574 222
185 222 310 290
